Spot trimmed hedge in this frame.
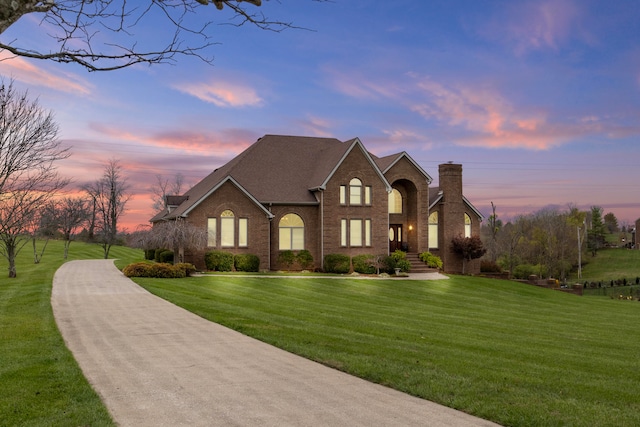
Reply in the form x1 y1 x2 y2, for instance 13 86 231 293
296 250 314 270
123 262 196 278
352 254 377 274
204 250 234 272
157 250 174 264
234 254 260 272
324 253 350 274
419 251 443 269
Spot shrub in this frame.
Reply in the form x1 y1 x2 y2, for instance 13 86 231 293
175 263 197 277
204 250 234 272
324 253 350 274
480 260 502 273
352 254 376 274
154 248 167 262
296 250 314 270
151 263 185 278
234 254 260 272
123 262 154 277
157 250 174 264
278 250 296 270
391 249 406 262
419 252 443 269
144 249 155 260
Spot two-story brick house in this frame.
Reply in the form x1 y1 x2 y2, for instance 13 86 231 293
150 134 482 274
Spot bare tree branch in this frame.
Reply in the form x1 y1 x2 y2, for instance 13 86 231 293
0 0 330 71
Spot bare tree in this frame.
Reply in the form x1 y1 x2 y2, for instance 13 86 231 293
147 220 207 263
43 196 89 258
84 159 130 258
151 173 186 212
0 79 70 277
0 0 328 72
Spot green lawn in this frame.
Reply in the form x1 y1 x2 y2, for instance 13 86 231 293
0 241 143 427
135 274 640 427
579 247 640 282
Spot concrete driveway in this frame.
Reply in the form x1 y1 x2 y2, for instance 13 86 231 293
52 259 499 427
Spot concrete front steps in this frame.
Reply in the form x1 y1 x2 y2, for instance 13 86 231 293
405 253 439 274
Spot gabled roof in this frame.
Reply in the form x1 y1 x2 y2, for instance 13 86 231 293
153 135 392 221
373 152 433 184
429 187 484 219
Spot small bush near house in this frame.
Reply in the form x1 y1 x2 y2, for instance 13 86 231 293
153 248 168 262
144 249 155 260
324 253 350 274
278 250 296 270
419 252 443 269
352 254 376 274
382 254 411 274
234 254 260 272
123 262 154 277
123 262 195 278
480 260 502 273
296 249 314 270
204 250 234 272
157 250 174 264
175 263 197 277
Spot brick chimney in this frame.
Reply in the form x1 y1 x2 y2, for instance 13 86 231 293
438 163 464 273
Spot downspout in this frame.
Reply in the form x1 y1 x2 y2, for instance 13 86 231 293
320 191 324 270
268 204 272 271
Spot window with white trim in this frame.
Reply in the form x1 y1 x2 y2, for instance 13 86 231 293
220 210 235 247
389 189 402 214
239 218 248 247
349 178 362 205
429 211 438 249
464 213 472 238
279 213 305 250
207 218 217 247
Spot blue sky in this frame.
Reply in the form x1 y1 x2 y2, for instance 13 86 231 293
2 0 639 230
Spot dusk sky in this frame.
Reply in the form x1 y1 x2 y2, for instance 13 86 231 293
2 0 639 231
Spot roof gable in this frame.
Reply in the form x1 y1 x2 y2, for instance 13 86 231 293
375 152 433 183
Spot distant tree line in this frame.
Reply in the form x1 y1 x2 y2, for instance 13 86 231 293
481 203 626 281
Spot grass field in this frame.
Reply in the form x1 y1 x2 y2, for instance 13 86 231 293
4 241 640 426
135 274 640 427
0 240 143 427
579 247 640 282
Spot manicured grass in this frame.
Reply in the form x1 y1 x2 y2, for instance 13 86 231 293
579 247 640 282
135 274 640 427
0 241 143 427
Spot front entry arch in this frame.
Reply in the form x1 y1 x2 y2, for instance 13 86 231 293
389 224 402 252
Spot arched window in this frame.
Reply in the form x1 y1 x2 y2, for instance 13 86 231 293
349 178 362 205
220 210 235 247
464 213 472 238
279 213 304 250
429 211 438 249
388 188 402 214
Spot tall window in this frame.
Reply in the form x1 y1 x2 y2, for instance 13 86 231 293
279 213 304 250
365 219 372 246
429 211 438 249
350 219 363 246
349 178 362 205
341 219 347 246
220 210 235 247
364 186 372 205
340 185 347 205
239 218 248 247
207 218 217 247
464 213 472 238
389 189 402 214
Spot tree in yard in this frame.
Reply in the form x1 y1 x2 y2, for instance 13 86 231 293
0 0 329 71
450 234 486 275
603 212 619 235
83 159 130 259
0 79 70 277
43 196 89 259
143 220 207 263
151 173 187 213
567 205 586 279
587 206 606 256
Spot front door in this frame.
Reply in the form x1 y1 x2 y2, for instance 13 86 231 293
389 224 402 252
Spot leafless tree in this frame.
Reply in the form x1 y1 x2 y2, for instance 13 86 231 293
146 220 207 263
84 159 130 258
43 196 89 258
0 79 70 277
0 0 328 72
151 173 187 212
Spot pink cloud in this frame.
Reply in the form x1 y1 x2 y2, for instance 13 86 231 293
172 79 263 107
481 0 596 55
0 52 92 95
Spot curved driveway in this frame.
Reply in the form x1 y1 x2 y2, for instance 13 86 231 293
52 259 499 427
